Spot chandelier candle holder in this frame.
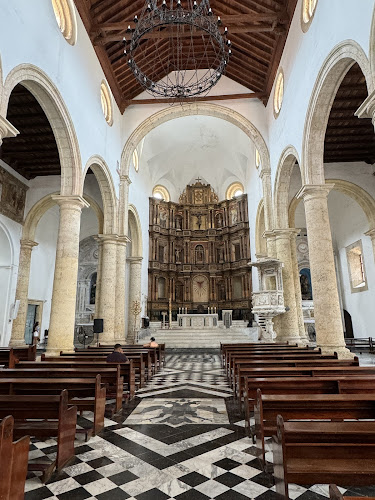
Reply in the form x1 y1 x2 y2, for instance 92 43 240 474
124 0 231 99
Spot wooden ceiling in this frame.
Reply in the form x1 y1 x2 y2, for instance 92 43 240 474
324 63 375 164
0 84 60 179
73 0 298 112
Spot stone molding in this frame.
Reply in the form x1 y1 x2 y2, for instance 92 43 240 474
296 183 335 202
355 88 375 123
51 195 89 212
0 115 19 145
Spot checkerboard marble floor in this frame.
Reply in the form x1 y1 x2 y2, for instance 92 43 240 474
25 351 375 500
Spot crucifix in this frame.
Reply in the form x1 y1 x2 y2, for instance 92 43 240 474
195 176 202 183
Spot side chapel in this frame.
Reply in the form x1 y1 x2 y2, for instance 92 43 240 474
148 180 252 321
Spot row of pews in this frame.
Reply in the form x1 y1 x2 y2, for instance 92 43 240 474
221 342 375 500
0 343 165 499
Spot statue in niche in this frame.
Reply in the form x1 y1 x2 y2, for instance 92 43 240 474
175 248 181 263
159 210 167 228
175 216 182 230
231 208 238 225
195 245 204 264
215 212 223 228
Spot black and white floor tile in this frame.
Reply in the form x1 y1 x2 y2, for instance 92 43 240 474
25 351 375 500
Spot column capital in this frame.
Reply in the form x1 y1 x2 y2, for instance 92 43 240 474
355 89 375 123
273 228 300 239
51 195 89 211
0 115 19 145
127 256 143 265
117 235 130 246
20 239 38 250
120 175 132 186
297 183 335 201
96 234 119 244
365 228 375 239
263 230 275 239
259 168 271 180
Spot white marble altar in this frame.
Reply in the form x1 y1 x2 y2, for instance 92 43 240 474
177 313 218 329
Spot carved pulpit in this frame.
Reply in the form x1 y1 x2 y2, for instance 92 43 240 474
249 258 286 342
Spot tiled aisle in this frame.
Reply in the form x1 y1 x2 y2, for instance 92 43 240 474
25 351 375 500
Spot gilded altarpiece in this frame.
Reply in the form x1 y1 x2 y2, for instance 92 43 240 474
148 181 252 321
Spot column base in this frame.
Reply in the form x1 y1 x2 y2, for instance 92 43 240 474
45 347 75 356
277 334 302 345
318 345 355 359
9 339 29 347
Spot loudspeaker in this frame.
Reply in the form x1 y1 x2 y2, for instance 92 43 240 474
93 319 104 333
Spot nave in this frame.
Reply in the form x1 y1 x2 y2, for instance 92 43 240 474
23 351 375 500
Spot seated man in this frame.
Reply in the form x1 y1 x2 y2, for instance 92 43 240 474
143 337 158 348
106 344 128 363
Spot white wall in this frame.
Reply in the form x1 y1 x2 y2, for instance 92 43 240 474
28 206 59 339
328 191 375 337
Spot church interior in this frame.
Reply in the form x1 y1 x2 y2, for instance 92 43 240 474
1 0 375 498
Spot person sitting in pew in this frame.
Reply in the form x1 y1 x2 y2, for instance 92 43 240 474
106 344 128 363
143 337 158 348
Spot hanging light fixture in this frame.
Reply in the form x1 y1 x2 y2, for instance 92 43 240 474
124 0 231 99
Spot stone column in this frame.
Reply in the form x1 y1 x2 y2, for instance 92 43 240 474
46 196 89 355
118 175 132 235
274 229 301 344
96 234 118 345
114 237 129 343
365 228 375 264
9 239 38 346
127 257 143 344
290 231 310 344
297 185 351 357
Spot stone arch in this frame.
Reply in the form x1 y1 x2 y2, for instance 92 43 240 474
120 103 271 178
23 192 103 242
0 221 15 346
83 155 117 235
1 64 82 196
370 5 375 80
288 179 375 232
302 40 373 185
273 146 302 228
255 199 267 257
128 204 143 257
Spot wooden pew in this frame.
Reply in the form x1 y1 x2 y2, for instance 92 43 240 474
21 358 136 399
0 390 77 482
329 484 375 500
95 344 164 371
0 366 123 413
273 417 375 499
243 375 375 427
0 415 29 500
0 345 36 361
220 342 296 366
254 390 375 467
0 348 17 368
221 343 303 369
60 351 148 387
345 337 374 353
0 372 106 436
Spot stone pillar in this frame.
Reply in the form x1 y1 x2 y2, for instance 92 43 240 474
114 237 129 343
118 175 132 235
365 228 375 264
47 196 89 354
274 229 301 344
96 234 118 345
297 185 351 357
290 231 310 344
9 239 38 346
127 257 143 344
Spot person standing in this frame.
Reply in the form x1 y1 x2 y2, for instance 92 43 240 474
32 321 40 345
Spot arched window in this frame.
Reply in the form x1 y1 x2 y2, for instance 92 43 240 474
302 0 318 30
226 182 244 200
100 80 113 126
273 69 284 118
152 185 170 202
51 0 77 45
89 272 97 304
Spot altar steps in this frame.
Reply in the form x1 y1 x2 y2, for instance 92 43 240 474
141 326 259 348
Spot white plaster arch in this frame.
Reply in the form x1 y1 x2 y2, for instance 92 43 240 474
83 155 118 235
302 40 374 185
23 192 103 242
128 204 143 257
370 4 375 81
0 220 15 346
273 146 301 228
120 103 271 178
1 64 82 196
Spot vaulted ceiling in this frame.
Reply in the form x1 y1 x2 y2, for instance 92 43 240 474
73 0 298 112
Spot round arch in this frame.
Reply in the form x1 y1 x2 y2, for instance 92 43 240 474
255 199 267 257
23 192 104 242
1 64 82 196
120 102 271 178
288 179 375 232
0 220 14 346
83 155 118 235
128 204 143 257
370 5 375 80
273 146 301 228
302 40 373 185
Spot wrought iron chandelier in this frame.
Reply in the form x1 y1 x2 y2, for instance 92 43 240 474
124 0 231 99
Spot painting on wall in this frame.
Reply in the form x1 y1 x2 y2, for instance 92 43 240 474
0 165 28 224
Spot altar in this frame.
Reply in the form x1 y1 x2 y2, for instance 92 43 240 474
177 313 218 329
